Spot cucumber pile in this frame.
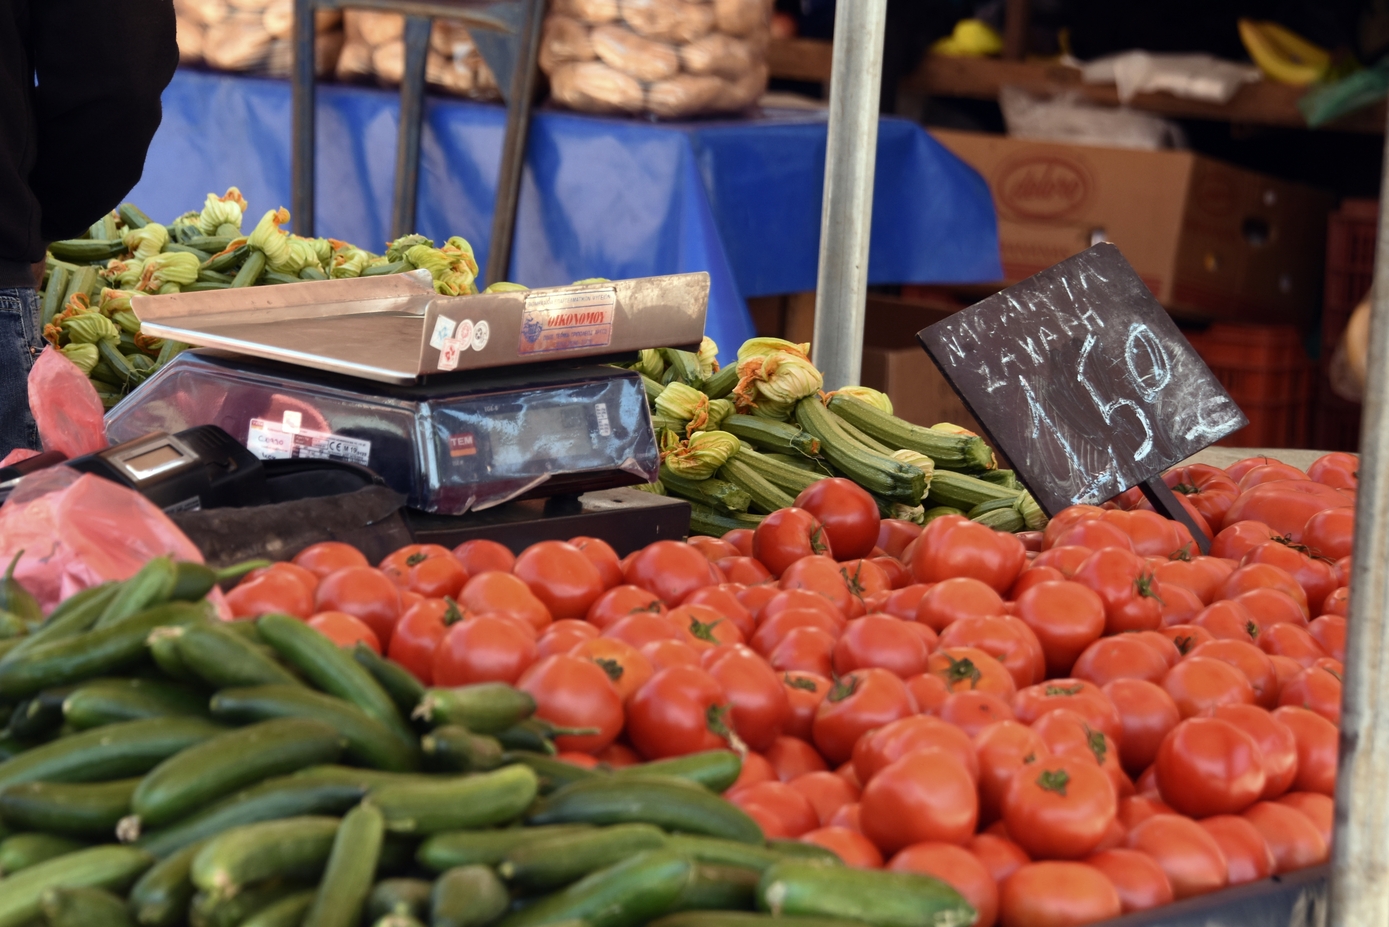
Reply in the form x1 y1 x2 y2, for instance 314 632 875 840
0 561 976 927
622 340 1047 537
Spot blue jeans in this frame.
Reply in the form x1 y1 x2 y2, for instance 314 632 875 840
0 287 42 456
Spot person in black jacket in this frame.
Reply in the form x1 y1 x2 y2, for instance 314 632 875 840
1 1 178 455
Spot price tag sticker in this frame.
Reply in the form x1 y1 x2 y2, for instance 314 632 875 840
439 337 466 372
430 315 457 350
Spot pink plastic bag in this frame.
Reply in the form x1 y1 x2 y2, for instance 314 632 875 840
29 346 107 459
0 469 227 616
0 448 39 468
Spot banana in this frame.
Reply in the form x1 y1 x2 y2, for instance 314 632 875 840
1238 19 1330 86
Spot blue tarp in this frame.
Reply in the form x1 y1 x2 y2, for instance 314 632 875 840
132 69 1001 361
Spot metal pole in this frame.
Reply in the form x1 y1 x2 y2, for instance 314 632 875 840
290 0 317 236
391 15 432 241
484 0 545 288
1327 110 1389 926
810 0 888 391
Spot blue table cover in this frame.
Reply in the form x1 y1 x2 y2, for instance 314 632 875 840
132 69 1000 362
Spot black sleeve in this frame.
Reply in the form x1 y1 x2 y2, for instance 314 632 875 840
27 0 178 242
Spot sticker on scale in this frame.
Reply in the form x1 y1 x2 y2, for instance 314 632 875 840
517 287 615 355
438 337 467 371
595 402 611 437
471 320 489 351
429 315 457 350
246 419 371 467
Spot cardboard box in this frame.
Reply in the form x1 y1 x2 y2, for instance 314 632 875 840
929 129 1335 330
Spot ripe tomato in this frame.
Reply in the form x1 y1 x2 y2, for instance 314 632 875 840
1154 717 1266 817
379 544 467 599
754 509 833 578
603 611 691 650
229 570 315 621
1163 464 1240 527
1211 704 1298 800
1236 589 1309 634
832 615 929 679
1276 792 1333 847
388 597 464 684
1211 520 1278 561
1052 519 1136 553
624 540 719 605
1152 556 1231 605
1322 586 1349 617
686 535 740 563
1031 545 1094 578
765 737 828 782
1042 505 1106 547
905 673 950 715
1242 801 1328 872
567 536 623 590
727 780 818 838
729 751 777 792
626 665 731 759
1125 814 1227 899
1223 481 1350 542
717 556 774 586
861 751 978 852
1132 631 1181 667
802 826 883 868
1162 656 1256 718
938 691 1014 738
870 557 911 591
781 672 830 740
911 515 1026 594
671 604 745 650
759 588 847 628
890 843 999 927
1301 507 1354 562
1241 542 1335 615
1071 549 1163 635
766 626 836 676
1118 795 1174 829
1159 584 1204 627
640 639 701 672
877 518 922 558
1100 680 1180 776
1003 755 1117 860
703 644 789 751
1307 615 1345 663
973 721 1048 824
1160 625 1215 657
1000 862 1121 927
518 654 623 753
966 835 1029 888
308 611 380 652
570 637 653 702
1198 815 1275 885
915 578 1005 632
536 619 599 658
853 714 980 785
1278 664 1342 726
1189 639 1279 708
682 585 755 637
927 647 1016 699
787 769 857 824
1013 581 1107 677
719 529 753 557
750 607 842 658
793 478 880 561
1257 623 1326 667
1236 462 1309 490
1010 566 1065 599
460 572 550 633
1084 848 1173 913
839 559 893 603
938 614 1047 690
314 567 401 646
451 539 516 576
1193 600 1260 644
1012 680 1122 746
780 557 860 620
1072 636 1169 687
1221 562 1309 614
1031 708 1126 778
292 541 369 579
1307 452 1357 490
812 668 916 765
512 541 605 621
586 585 665 630
433 615 537 686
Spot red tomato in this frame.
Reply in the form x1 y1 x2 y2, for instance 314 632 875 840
641 639 701 673
973 720 1049 825
717 556 774 586
781 672 830 740
1237 462 1309 489
1221 562 1309 613
764 736 828 782
1031 545 1094 578
626 665 731 759
1159 584 1204 627
1211 521 1278 561
727 780 818 838
586 585 665 630
293 541 369 579
568 536 623 590
1000 862 1121 927
832 614 929 678
915 577 1005 632
728 751 777 792
1242 801 1328 872
686 535 740 563
801 826 883 868
1053 519 1136 553
1241 542 1335 615
1155 717 1266 817
451 539 516 576
1163 464 1241 527
1085 848 1174 913
1193 600 1260 644
1270 707 1337 796
766 626 835 676
938 691 1014 738
967 833 1030 885
1071 548 1164 635
1013 581 1107 677
938 614 1047 690
1223 481 1349 542
905 673 950 716
433 615 537 686
720 528 754 557
229 570 315 621
1118 794 1174 828
838 558 892 603
878 519 923 559
1189 640 1279 708
1278 664 1342 726
1102 679 1181 776
1205 704 1295 801
1011 680 1122 746
1102 509 1192 559
1163 656 1257 718
861 751 978 853
1322 586 1349 617
853 714 979 785
1236 589 1310 634
1072 636 1169 687
911 515 1026 594
889 843 999 927
681 585 755 638
604 611 691 650
1125 814 1227 899
1152 556 1231 605
1276 792 1333 847
1257 622 1327 667
926 647 1016 700
1132 631 1181 667
1307 615 1345 663
672 604 745 650
703 644 790 751
1225 457 1283 482
1308 452 1358 490
1160 624 1215 657
788 770 858 824
870 556 910 591
1042 506 1107 548
793 478 881 561
1197 815 1275 885
1003 755 1117 860
750 607 841 658
812 668 916 766
779 557 859 620
314 567 401 647
460 572 550 633
536 619 599 658
308 611 380 652
570 637 654 702
753 509 833 578
623 540 719 605
1030 709 1129 796
378 544 467 599
759 588 846 628
513 541 605 621
388 597 464 684
1301 507 1354 562
1010 566 1065 598
243 561 320 596
518 654 623 753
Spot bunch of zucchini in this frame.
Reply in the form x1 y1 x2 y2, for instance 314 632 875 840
0 560 975 927
628 342 1048 537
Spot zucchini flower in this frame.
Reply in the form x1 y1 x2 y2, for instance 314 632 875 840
385 234 433 263
705 398 734 432
891 449 935 493
404 244 477 296
104 259 146 290
137 252 200 293
733 338 822 419
197 188 248 236
282 238 324 275
1015 491 1048 531
697 337 720 378
97 289 133 317
891 503 926 525
443 237 479 277
60 343 99 375
43 293 91 345
660 430 740 480
484 282 529 293
123 222 169 261
248 207 294 272
168 211 202 238
303 237 334 267
655 382 709 426
63 311 120 346
133 331 165 355
830 385 893 415
330 246 372 279
635 349 666 382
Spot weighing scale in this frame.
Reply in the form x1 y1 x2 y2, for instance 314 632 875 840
101 271 707 557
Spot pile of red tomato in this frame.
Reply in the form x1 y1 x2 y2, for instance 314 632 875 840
221 450 1358 927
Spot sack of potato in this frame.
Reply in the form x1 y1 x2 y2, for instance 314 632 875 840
174 0 342 76
541 0 772 118
336 10 501 101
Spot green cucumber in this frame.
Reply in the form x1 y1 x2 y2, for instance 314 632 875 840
498 849 693 927
413 683 536 733
668 864 760 913
501 823 668 892
240 890 316 927
365 764 538 835
147 628 197 683
135 775 366 859
0 717 224 791
0 602 209 698
756 861 974 927
615 751 742 792
528 776 764 844
367 878 433 921
0 844 152 927
302 803 384 927
0 833 87 874
94 558 178 628
495 719 561 754
174 620 304 689
190 816 340 898
7 690 68 741
504 751 604 793
290 764 426 790
130 718 343 831
766 840 844 864
0 777 139 837
129 839 205 926
422 725 504 772
651 914 873 927
663 836 785 873
40 885 133 927
353 643 426 717
211 684 419 772
258 613 412 741
62 678 208 729
2 585 115 665
191 881 308 927
416 825 594 872
432 865 510 927
168 562 220 603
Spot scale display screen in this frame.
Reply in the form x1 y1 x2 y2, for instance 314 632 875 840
122 444 188 479
486 405 595 472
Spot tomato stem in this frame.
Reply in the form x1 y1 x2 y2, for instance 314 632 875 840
1169 543 1194 562
809 525 830 557
943 654 982 691
1133 572 1165 606
706 703 748 756
1173 635 1195 656
1084 726 1108 766
405 551 428 566
1172 483 1198 495
688 618 724 643
826 673 860 703
1044 683 1085 697
1036 768 1071 796
1245 620 1260 640
442 597 463 626
784 674 819 692
594 657 624 682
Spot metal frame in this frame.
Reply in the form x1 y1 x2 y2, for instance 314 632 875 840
291 0 545 286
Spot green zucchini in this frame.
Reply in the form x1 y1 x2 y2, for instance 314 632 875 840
365 764 538 835
302 803 384 927
0 717 224 791
130 717 343 831
731 447 822 496
689 503 763 538
0 777 139 837
190 816 340 898
500 823 668 893
498 849 693 927
659 467 753 515
129 839 204 926
40 266 69 327
703 365 739 401
925 470 1020 512
723 416 820 458
717 458 795 515
825 394 993 472
978 468 1019 489
831 416 896 456
174 620 304 689
367 878 433 921
40 885 133 927
184 236 233 254
527 776 764 844
204 244 249 274
413 683 536 733
352 643 426 718
47 239 127 263
240 890 316 927
0 833 87 874
191 881 308 927
614 751 742 792
231 250 267 287
756 860 974 927
431 865 510 927
118 203 152 229
794 400 925 506
361 259 410 277
968 497 1025 532
0 844 152 927
422 725 504 772
62 678 208 729
163 242 211 262
416 826 595 872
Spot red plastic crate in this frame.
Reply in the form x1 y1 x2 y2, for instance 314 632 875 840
1315 198 1375 450
1182 324 1313 448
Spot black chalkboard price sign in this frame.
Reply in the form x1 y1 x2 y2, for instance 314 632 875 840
917 243 1248 551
